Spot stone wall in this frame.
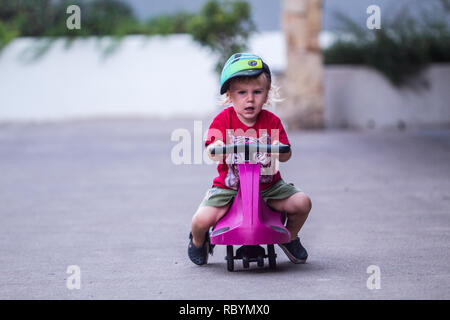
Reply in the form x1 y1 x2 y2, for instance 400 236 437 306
280 0 324 129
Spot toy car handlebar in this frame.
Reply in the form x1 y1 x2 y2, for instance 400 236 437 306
210 143 290 155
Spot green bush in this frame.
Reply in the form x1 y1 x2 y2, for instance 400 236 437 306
145 12 195 35
187 0 255 73
0 0 255 72
324 2 450 87
0 20 18 50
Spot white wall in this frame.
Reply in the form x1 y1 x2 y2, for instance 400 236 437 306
0 33 285 122
0 35 220 121
1 33 449 129
324 65 450 129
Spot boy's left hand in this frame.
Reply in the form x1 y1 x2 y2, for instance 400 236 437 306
271 140 291 162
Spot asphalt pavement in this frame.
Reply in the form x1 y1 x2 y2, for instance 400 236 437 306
0 119 449 299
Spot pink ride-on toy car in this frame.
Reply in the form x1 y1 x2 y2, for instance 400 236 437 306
209 143 291 271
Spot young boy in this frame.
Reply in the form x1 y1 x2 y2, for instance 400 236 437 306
188 53 312 265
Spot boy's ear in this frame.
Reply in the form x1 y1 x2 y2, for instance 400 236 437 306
225 91 232 103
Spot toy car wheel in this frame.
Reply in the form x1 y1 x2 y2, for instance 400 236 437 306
257 256 264 267
268 244 276 269
242 257 250 269
226 245 234 271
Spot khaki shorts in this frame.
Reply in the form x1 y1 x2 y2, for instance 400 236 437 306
200 179 301 208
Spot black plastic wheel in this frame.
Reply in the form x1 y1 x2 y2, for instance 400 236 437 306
257 256 264 267
268 244 276 269
242 256 250 269
226 245 234 272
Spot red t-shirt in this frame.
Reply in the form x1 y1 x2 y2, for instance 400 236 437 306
205 106 290 190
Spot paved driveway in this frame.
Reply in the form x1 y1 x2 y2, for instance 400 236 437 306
0 119 449 299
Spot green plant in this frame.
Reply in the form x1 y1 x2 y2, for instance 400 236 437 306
324 1 450 87
0 20 18 50
145 12 194 35
187 0 256 73
0 0 256 69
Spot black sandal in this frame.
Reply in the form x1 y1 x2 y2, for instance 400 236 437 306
188 231 214 265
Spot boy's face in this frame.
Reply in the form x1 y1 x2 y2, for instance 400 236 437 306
228 74 269 125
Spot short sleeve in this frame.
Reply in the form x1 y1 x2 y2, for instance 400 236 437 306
205 112 227 147
271 117 290 146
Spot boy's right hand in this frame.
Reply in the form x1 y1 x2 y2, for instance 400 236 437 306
207 140 225 162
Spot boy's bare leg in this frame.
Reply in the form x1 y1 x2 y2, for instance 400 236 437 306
191 204 230 247
267 192 312 240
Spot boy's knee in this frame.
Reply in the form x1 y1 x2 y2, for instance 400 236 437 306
292 193 312 215
302 194 312 212
191 210 212 230
191 205 229 230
